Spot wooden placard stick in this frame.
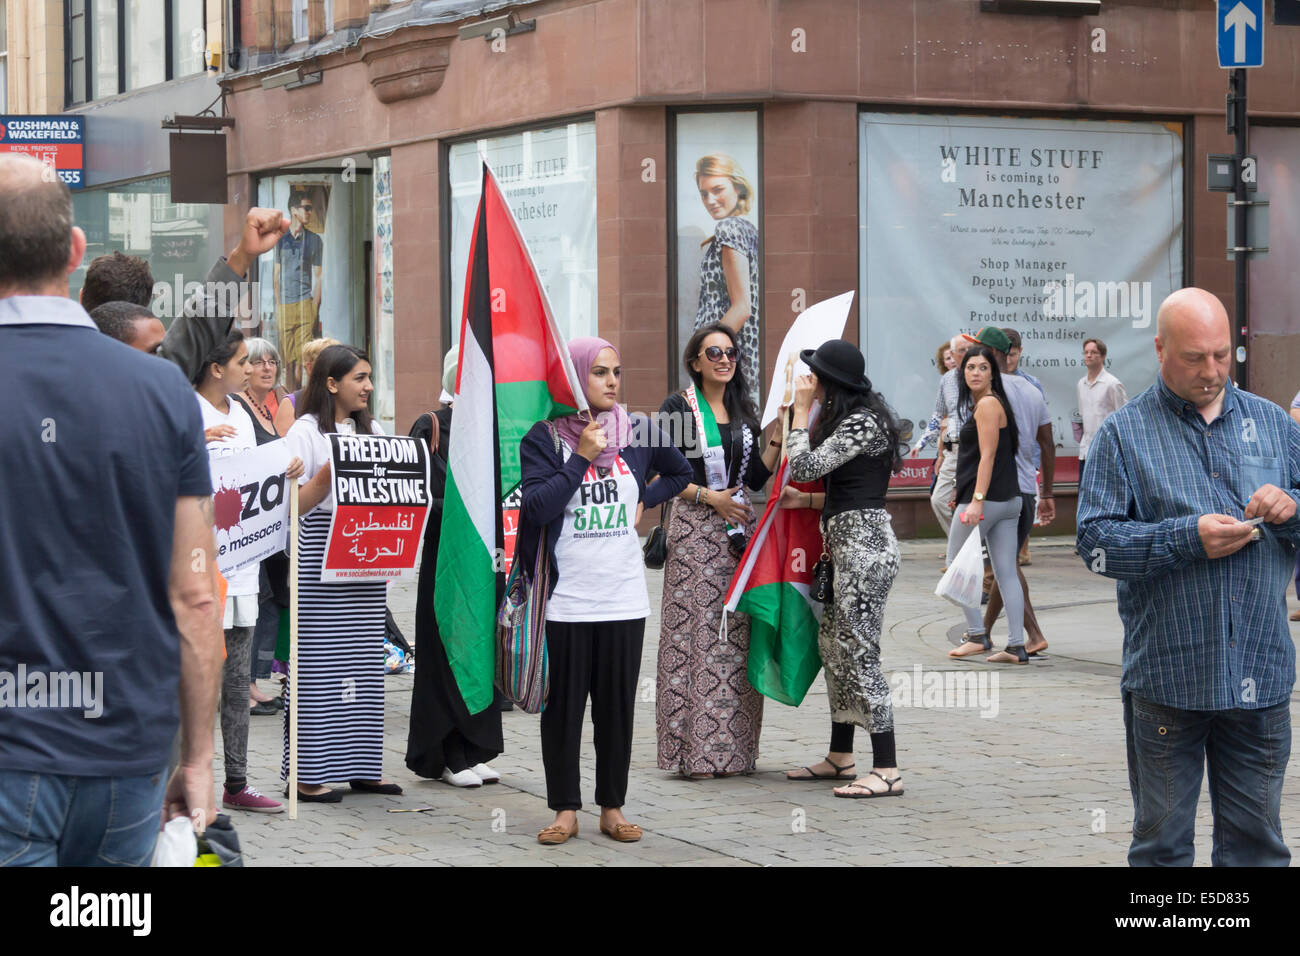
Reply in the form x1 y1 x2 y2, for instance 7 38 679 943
288 480 299 820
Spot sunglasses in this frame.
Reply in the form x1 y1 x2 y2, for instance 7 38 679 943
701 346 739 362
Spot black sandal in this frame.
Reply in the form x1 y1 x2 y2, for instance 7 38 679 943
949 632 992 657
986 644 1029 665
834 770 905 799
786 758 856 781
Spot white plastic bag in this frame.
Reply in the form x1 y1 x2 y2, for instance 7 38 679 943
935 524 984 608
152 816 198 867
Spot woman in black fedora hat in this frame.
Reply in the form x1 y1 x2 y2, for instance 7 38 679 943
783 339 907 799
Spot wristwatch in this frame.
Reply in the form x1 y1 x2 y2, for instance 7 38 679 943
973 492 986 502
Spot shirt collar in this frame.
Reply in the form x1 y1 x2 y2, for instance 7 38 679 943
0 295 98 330
1157 374 1237 422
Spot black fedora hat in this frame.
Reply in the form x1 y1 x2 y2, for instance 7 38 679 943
800 340 872 393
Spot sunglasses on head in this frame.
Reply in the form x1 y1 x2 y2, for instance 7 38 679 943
702 346 739 362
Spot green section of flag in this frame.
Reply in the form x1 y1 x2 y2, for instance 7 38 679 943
435 470 499 714
741 582 822 707
496 379 576 496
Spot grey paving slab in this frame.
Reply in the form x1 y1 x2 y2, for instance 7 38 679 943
225 535 1300 866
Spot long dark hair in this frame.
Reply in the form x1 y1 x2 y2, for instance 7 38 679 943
957 345 1018 457
811 378 906 474
682 323 759 431
193 329 245 386
300 344 374 436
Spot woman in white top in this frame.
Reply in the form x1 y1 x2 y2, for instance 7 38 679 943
194 330 302 813
284 344 399 802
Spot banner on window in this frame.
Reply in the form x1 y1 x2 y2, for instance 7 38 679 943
859 113 1184 487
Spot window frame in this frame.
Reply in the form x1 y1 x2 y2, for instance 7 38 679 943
65 0 205 106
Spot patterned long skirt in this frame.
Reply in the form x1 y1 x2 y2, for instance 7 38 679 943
820 508 901 731
656 499 764 774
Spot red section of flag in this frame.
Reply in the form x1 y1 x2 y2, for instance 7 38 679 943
725 460 825 605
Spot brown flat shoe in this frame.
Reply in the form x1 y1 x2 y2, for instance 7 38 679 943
537 821 578 845
1290 609 1300 622
599 822 642 842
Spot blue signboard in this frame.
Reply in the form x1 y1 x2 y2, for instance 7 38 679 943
1217 0 1265 68
0 115 86 188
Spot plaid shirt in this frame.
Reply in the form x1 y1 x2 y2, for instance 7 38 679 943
1076 377 1300 710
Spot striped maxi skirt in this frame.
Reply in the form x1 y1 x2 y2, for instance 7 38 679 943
655 499 764 775
280 509 388 785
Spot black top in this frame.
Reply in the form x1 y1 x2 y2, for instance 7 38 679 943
657 391 771 492
786 410 895 521
230 392 280 446
954 397 1018 505
824 452 892 521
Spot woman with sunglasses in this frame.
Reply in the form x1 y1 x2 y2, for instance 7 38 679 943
655 324 782 778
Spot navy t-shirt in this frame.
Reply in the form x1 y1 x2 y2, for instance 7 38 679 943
274 227 323 304
0 296 211 777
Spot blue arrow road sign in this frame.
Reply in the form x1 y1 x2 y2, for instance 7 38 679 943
1218 0 1264 68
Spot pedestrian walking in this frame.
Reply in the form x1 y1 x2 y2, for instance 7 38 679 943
1078 288 1300 866
518 337 690 844
1075 337 1127 484
783 340 906 799
913 334 970 535
962 327 1056 656
1002 327 1044 566
945 344 1028 664
655 323 780 778
0 154 223 863
283 344 402 802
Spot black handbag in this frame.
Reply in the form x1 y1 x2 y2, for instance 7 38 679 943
643 500 670 569
811 551 834 604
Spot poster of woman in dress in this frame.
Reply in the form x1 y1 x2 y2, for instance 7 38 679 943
675 111 762 404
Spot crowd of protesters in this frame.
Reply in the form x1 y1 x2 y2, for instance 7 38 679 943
2 152 1297 868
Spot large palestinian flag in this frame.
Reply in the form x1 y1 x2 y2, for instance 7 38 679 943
724 460 825 706
435 164 585 715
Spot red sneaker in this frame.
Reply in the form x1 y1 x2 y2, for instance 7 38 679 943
222 785 285 813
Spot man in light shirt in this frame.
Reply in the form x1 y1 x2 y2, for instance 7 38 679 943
912 334 970 535
1075 337 1127 482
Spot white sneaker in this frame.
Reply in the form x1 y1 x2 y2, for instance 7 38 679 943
441 767 483 788
471 763 500 784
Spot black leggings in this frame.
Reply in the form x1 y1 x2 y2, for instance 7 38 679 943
830 722 897 769
540 618 645 811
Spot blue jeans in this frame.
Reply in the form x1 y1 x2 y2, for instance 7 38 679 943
0 769 167 867
1124 693 1291 867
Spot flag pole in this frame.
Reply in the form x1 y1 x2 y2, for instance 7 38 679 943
288 480 299 820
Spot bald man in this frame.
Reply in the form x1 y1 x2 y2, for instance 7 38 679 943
1077 287 1300 867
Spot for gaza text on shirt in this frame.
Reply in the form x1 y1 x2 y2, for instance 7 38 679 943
569 457 635 539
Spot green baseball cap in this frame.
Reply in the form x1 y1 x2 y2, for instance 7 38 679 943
962 326 1012 354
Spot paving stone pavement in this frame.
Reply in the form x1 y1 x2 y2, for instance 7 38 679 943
232 536 1300 866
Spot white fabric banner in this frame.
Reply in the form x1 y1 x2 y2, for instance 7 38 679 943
210 442 291 576
859 113 1184 484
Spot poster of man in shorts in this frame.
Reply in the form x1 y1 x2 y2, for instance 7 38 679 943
274 184 328 388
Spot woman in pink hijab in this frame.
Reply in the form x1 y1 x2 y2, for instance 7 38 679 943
517 336 691 846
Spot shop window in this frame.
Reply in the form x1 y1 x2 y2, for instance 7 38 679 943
447 121 598 346
857 112 1184 488
256 170 374 394
69 175 225 325
372 155 395 432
